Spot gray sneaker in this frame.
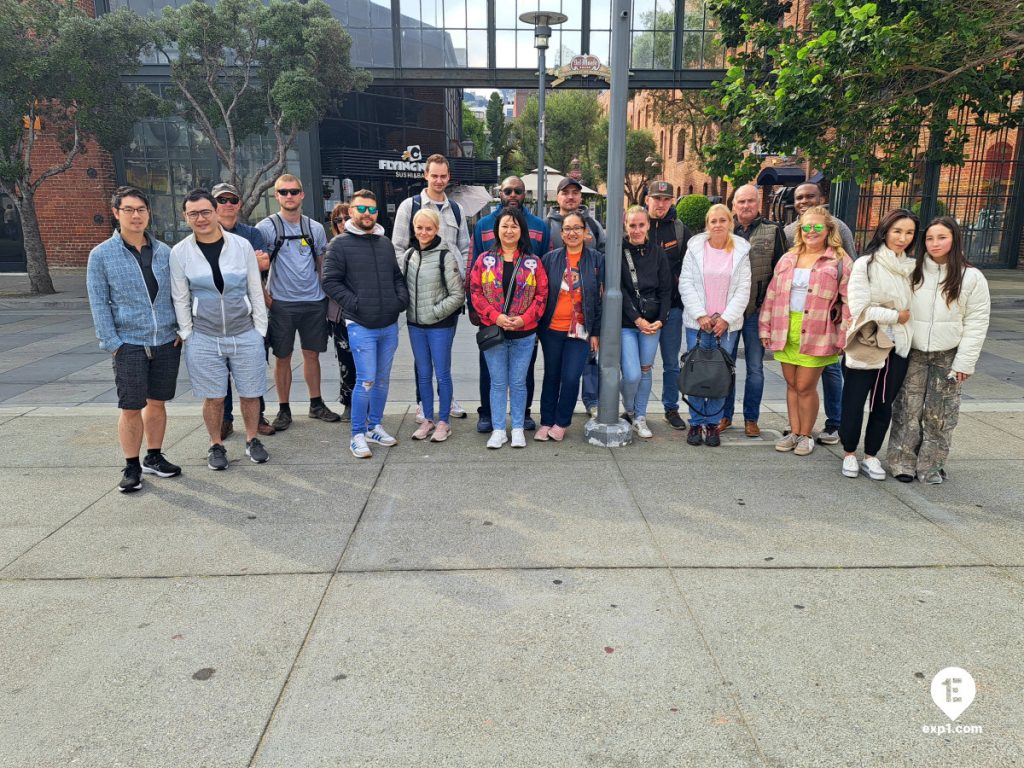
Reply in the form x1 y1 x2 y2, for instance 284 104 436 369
207 443 229 471
793 435 815 456
817 427 840 445
245 438 269 464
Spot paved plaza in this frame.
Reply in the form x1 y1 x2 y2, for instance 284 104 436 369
1 269 1023 767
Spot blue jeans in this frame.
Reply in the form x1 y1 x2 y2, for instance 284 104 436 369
478 340 537 418
684 327 738 426
347 321 399 437
408 324 456 423
723 313 765 423
822 361 843 431
620 327 661 418
483 334 536 430
539 328 590 428
659 307 684 411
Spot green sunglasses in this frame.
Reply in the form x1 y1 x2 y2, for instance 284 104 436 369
353 204 378 214
801 223 826 233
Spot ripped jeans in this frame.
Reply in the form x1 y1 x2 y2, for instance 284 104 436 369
347 321 399 438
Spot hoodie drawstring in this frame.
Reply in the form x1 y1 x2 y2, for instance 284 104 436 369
870 354 891 411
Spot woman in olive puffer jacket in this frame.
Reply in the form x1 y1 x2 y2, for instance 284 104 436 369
397 208 466 442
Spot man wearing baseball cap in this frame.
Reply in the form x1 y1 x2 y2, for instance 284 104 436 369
645 180 692 430
211 182 275 439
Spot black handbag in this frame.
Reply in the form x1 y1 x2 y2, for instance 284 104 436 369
475 255 522 351
677 329 736 416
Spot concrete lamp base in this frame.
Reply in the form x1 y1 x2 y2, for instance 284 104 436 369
584 418 634 448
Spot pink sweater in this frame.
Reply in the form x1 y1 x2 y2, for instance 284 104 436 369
702 242 733 316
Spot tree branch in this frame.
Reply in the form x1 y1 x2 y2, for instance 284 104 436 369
28 118 82 194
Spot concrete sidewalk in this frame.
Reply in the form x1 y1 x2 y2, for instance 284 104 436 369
1 268 1023 766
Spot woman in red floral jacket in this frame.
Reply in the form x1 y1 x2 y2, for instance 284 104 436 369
469 207 548 450
759 206 853 457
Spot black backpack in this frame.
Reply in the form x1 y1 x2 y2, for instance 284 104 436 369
268 213 320 265
407 197 463 246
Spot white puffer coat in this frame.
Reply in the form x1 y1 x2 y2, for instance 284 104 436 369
908 256 991 375
845 246 915 367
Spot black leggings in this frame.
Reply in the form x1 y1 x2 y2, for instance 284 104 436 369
839 353 910 456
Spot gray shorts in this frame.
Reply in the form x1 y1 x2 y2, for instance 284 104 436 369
184 328 267 399
268 299 329 357
113 340 181 410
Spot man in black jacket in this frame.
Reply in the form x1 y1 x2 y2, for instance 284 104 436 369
322 190 409 459
645 181 691 430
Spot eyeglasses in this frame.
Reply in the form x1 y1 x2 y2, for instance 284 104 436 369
276 188 302 196
353 205 378 214
185 209 216 221
562 225 586 233
801 223 826 233
117 206 148 215
502 187 525 195
215 196 240 205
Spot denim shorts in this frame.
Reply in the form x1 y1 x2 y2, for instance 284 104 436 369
184 328 267 399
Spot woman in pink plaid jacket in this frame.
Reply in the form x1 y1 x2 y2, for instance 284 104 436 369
759 207 854 456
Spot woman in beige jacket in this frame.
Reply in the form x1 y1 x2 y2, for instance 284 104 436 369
887 217 991 483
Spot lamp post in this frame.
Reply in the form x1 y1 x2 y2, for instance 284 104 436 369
519 10 568 217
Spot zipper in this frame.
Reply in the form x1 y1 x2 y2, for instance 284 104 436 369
412 251 421 325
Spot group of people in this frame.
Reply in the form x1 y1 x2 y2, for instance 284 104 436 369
88 156 991 491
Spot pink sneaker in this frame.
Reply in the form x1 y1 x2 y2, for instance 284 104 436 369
548 425 566 441
534 425 551 441
412 420 434 440
430 421 450 442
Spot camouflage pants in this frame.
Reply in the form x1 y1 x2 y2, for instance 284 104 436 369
329 319 356 407
887 348 961 478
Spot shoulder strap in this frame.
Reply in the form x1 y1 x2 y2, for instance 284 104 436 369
438 248 449 295
450 200 462 228
408 197 421 244
673 220 687 246
501 255 523 314
623 247 643 301
268 214 286 264
299 215 318 261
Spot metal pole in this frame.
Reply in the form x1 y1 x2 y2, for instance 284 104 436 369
584 0 632 448
537 45 546 217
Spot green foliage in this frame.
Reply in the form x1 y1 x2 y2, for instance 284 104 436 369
511 91 604 183
705 0 1024 185
157 0 370 216
485 93 510 161
0 0 161 293
676 195 713 232
910 199 948 218
631 5 725 69
461 103 489 160
594 122 662 206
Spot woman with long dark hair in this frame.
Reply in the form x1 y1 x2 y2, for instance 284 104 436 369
326 203 356 419
469 207 548 449
887 217 991 483
839 208 919 480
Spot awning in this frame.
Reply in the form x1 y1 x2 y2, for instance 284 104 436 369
756 167 806 186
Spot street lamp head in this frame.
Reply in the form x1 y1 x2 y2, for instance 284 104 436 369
519 10 569 50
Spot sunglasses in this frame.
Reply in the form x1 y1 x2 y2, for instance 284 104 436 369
801 223 826 233
276 188 302 196
353 205 378 214
215 195 240 205
502 187 525 195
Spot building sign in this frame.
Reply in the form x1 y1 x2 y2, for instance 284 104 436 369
378 145 426 177
549 55 612 87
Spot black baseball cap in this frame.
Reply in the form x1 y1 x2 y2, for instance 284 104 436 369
557 177 583 193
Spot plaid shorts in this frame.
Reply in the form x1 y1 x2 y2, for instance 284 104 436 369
112 340 181 410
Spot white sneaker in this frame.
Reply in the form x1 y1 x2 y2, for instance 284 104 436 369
793 435 815 456
633 416 653 439
842 455 859 478
415 403 425 424
367 425 397 447
860 456 886 480
511 428 527 448
350 433 372 459
450 399 467 418
486 429 508 449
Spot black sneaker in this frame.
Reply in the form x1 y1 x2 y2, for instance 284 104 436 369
207 443 229 471
118 463 143 493
245 438 269 464
686 425 703 446
142 452 182 478
664 409 687 430
271 410 293 431
309 403 341 422
523 415 537 431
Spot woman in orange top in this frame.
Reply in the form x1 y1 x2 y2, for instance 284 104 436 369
536 213 604 440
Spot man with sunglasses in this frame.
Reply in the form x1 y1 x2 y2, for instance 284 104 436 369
211 182 275 440
322 190 409 458
87 186 183 493
783 182 857 445
170 189 270 469
469 176 550 432
722 184 787 438
256 174 339 432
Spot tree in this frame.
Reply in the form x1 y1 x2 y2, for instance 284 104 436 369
157 0 370 220
511 91 604 183
594 121 662 206
0 0 160 294
485 93 510 161
704 0 1024 188
461 103 489 160
650 89 726 197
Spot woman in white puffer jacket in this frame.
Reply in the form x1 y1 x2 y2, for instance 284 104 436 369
887 217 991 484
839 208 919 481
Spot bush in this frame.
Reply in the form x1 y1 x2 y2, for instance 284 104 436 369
909 199 948 219
676 194 712 232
